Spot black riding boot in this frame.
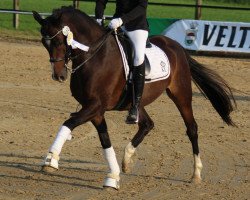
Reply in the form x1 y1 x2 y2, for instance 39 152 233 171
126 62 145 124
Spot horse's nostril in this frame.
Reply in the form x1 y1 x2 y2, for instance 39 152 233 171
59 76 66 82
52 74 57 80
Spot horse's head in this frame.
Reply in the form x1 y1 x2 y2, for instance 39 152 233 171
33 6 106 82
33 9 70 82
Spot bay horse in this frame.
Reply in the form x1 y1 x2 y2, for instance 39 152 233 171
32 6 236 190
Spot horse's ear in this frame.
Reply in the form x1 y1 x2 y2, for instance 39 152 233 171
32 11 44 25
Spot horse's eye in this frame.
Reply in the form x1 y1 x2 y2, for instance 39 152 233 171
45 39 51 46
52 40 63 47
41 38 50 50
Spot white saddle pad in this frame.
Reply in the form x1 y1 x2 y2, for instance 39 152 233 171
115 36 170 84
145 43 170 83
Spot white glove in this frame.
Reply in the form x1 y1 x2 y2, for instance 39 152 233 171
108 18 123 30
96 19 102 26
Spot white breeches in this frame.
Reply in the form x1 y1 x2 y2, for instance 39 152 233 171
122 29 148 66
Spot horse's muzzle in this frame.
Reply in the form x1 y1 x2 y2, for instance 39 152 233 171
51 62 68 82
52 74 67 82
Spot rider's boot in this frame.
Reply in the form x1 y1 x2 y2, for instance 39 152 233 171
126 62 145 124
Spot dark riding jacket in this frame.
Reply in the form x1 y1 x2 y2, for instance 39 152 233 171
95 0 149 31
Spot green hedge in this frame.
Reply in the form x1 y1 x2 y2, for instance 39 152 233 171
207 0 250 4
156 0 250 5
0 0 250 40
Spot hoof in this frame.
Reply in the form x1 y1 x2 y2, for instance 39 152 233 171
103 177 120 190
122 153 136 173
41 165 58 173
42 152 59 172
103 186 119 192
122 160 133 173
191 176 202 184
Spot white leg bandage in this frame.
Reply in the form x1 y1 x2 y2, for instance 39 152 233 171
124 142 136 162
123 142 136 165
103 147 120 176
193 154 203 179
122 142 136 173
43 152 60 169
49 126 72 155
103 146 120 189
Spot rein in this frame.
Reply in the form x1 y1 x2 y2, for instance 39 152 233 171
67 29 114 74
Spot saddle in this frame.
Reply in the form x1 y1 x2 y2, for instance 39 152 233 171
112 30 170 110
112 31 151 110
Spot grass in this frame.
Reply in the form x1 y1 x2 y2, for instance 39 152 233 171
0 0 250 39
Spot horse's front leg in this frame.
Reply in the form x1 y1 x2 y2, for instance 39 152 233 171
92 115 120 190
42 125 72 172
42 104 101 173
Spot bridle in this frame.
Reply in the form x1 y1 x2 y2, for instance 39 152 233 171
42 27 114 74
42 29 72 64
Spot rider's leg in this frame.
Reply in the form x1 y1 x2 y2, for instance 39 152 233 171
124 29 148 123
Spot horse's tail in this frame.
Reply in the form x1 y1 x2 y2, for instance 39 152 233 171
186 52 236 126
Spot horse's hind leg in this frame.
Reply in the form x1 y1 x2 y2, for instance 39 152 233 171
167 88 203 184
122 108 154 173
92 115 120 190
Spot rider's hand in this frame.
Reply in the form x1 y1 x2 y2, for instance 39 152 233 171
96 19 102 26
108 18 123 30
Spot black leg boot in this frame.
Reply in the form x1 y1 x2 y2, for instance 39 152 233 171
126 62 145 124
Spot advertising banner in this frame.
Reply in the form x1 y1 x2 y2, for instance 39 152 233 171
162 19 250 53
